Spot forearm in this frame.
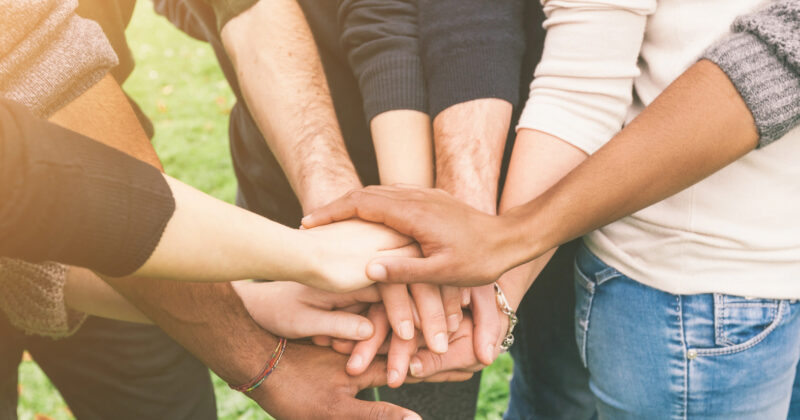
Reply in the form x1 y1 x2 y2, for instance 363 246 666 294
134 175 314 283
434 98 511 213
64 267 150 324
504 60 759 266
221 0 360 212
103 276 279 400
371 110 434 187
496 129 587 308
0 76 173 276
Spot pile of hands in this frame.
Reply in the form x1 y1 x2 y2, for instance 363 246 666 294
234 218 511 390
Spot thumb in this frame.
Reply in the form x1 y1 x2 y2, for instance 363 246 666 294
336 398 421 420
312 310 375 341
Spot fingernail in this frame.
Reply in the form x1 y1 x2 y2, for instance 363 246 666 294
399 320 414 340
300 215 310 225
404 415 421 420
388 369 399 384
462 291 471 307
487 343 496 360
366 263 388 281
434 332 448 353
447 314 460 332
409 357 423 377
347 354 363 370
358 321 373 339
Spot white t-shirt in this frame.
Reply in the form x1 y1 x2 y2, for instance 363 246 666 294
517 0 800 298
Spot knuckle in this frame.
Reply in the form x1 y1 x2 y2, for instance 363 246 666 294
369 403 390 420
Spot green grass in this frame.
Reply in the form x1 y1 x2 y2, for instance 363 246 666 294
17 1 512 418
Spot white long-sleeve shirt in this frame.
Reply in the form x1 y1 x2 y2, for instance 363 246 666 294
518 0 800 299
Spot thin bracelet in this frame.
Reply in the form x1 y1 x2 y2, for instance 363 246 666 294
229 337 287 393
494 283 518 352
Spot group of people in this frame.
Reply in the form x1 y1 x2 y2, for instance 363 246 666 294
1 0 799 418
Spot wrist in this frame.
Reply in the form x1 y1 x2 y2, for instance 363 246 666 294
299 177 362 215
226 331 282 387
496 201 554 272
435 180 498 215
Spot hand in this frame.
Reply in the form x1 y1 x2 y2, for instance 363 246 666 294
233 281 381 340
343 304 477 388
300 219 420 292
380 283 461 351
251 341 422 419
407 310 508 380
302 186 521 287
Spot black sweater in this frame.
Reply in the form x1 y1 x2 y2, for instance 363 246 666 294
0 99 175 277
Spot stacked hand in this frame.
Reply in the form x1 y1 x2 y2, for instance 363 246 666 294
236 203 514 395
301 185 525 287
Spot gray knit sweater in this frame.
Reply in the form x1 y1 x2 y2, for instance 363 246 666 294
703 0 800 148
0 0 118 338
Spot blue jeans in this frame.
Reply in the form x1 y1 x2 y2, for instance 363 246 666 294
574 243 800 419
505 240 597 420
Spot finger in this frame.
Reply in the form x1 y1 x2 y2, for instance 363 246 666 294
332 338 356 355
347 304 390 376
408 340 483 379
441 286 463 332
378 284 415 340
312 336 332 347
307 310 374 341
420 371 475 383
347 285 383 304
338 303 371 315
301 189 396 228
409 283 448 354
462 288 471 307
386 331 417 388
366 255 449 285
335 398 421 420
471 285 502 365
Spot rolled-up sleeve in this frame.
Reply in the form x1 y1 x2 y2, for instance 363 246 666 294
0 100 175 277
338 0 426 122
517 0 656 154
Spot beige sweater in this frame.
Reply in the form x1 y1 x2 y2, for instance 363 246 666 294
0 0 118 337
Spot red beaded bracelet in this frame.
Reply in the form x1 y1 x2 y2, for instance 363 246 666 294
229 337 287 393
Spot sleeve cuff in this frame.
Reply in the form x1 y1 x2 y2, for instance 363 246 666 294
210 0 259 32
703 31 800 148
357 55 427 122
516 97 619 155
427 46 523 118
0 260 87 339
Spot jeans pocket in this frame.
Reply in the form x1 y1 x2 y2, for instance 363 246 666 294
573 260 619 368
696 294 786 357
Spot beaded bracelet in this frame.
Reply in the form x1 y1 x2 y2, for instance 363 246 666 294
229 337 287 393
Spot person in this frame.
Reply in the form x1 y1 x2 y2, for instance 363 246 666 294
0 1 446 418
0 2 215 417
302 1 800 417
152 0 541 416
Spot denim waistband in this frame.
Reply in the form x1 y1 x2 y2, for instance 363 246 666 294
575 241 616 278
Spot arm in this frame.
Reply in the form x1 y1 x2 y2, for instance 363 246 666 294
220 0 360 213
339 0 455 385
418 0 526 367
302 60 759 288
45 64 421 420
495 0 656 306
